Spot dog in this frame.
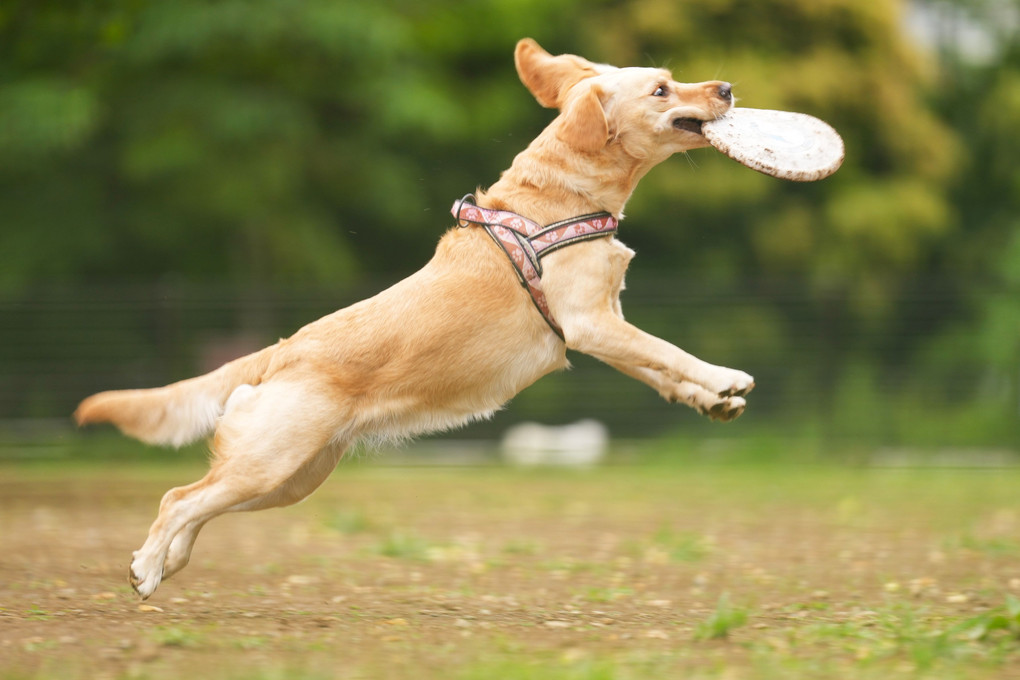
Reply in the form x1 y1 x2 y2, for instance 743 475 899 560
75 38 754 599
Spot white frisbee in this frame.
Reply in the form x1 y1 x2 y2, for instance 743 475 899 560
702 108 845 182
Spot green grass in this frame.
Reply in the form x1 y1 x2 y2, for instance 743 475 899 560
651 526 712 562
581 586 634 603
960 595 1020 643
458 658 619 680
324 508 376 535
148 625 204 648
375 530 433 560
694 593 748 640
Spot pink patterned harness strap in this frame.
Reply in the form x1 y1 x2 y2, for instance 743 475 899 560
452 194 618 339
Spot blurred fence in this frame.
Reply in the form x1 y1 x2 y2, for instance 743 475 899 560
1 276 1017 450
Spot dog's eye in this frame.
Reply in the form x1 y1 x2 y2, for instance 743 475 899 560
652 85 668 97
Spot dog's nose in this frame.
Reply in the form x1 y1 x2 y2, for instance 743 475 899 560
717 83 732 101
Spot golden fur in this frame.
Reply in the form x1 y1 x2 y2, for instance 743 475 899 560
75 39 753 599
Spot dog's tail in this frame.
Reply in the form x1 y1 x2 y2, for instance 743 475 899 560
74 344 278 448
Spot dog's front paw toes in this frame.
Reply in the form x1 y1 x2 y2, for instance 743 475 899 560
720 381 754 398
129 556 163 600
706 396 746 422
705 369 754 398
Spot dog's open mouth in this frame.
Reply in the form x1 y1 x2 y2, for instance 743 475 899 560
672 118 704 135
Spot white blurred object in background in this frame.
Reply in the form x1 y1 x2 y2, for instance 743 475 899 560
500 419 609 467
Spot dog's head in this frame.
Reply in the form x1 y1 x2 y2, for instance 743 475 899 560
515 39 732 160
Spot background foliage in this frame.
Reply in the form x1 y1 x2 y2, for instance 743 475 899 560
1 0 1017 449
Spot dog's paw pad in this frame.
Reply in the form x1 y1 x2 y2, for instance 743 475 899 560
708 397 746 422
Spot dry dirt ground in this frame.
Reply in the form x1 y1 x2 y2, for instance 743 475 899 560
2 456 1020 679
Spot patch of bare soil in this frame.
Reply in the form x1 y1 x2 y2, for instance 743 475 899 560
2 463 1018 679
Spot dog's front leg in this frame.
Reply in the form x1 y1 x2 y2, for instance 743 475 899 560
543 240 753 417
562 311 754 402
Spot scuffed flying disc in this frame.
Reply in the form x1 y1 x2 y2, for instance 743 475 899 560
702 108 845 182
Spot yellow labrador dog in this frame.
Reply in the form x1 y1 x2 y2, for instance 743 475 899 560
76 39 754 599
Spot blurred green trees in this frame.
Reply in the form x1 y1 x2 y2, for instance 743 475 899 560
0 0 579 287
1 0 970 289
1 0 1017 444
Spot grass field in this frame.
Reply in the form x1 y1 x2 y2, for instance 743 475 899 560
2 441 1020 679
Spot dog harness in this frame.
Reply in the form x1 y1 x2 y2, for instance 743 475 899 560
452 194 618 339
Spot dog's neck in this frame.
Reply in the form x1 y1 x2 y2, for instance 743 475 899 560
478 128 662 225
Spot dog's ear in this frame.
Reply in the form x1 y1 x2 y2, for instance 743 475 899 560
556 85 608 153
515 38 605 109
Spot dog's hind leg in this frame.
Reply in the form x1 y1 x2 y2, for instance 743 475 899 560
161 518 209 581
131 446 346 598
129 382 348 599
160 440 345 582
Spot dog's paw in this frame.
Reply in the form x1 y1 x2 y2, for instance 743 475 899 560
129 552 164 600
703 396 746 422
703 368 755 399
667 381 747 421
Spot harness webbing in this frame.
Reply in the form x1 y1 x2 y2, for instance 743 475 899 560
452 195 618 339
